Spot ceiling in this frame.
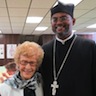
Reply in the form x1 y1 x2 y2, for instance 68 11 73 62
0 0 96 35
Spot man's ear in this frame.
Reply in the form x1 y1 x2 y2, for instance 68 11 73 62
73 18 76 25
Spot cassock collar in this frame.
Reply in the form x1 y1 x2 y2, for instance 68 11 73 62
56 32 74 44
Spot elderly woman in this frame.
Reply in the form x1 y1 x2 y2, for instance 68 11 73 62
0 41 44 96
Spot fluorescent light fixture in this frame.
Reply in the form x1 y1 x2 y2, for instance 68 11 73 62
26 17 43 23
53 2 58 7
0 30 2 33
72 30 76 32
58 0 82 6
87 24 96 28
35 27 48 31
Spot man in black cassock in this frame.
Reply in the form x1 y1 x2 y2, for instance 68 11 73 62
40 1 96 96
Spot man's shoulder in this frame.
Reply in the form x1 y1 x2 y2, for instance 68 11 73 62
76 35 96 44
42 39 54 48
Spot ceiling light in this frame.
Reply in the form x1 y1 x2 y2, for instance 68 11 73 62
35 27 48 31
26 17 43 23
72 30 76 32
58 0 82 6
0 30 2 33
87 24 96 28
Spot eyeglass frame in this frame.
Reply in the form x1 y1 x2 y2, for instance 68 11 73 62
19 60 37 66
51 16 69 23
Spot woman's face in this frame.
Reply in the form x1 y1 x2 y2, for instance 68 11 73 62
18 55 38 80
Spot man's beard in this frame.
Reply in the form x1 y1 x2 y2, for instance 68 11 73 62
54 26 70 35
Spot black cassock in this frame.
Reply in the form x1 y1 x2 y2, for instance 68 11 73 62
40 34 96 96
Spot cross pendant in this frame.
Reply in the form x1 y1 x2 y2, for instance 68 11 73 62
51 80 59 96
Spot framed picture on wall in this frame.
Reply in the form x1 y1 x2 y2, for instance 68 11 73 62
6 44 17 59
0 44 4 59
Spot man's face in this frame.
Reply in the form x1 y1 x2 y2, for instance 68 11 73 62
51 12 75 39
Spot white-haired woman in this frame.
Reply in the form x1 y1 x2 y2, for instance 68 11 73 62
0 41 44 96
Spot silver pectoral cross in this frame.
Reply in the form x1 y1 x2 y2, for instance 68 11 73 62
51 80 59 96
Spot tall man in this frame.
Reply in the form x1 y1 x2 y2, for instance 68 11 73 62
40 1 96 96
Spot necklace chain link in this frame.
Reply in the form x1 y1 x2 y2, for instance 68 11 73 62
53 35 77 81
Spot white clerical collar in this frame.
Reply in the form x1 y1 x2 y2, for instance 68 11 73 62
56 32 74 44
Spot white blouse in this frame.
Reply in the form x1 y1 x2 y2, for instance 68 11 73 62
0 82 43 96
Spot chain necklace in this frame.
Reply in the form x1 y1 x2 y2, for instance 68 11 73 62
51 35 77 96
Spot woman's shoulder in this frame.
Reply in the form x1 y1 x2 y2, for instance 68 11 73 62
0 83 23 96
0 82 12 91
0 83 11 96
0 82 11 89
